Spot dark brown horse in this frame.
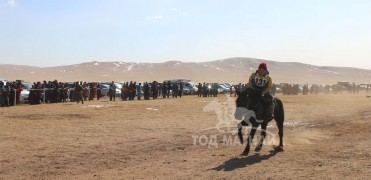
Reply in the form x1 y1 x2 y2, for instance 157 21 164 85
235 89 284 156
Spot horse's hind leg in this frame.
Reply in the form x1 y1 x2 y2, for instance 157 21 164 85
274 118 284 151
273 98 284 151
255 122 268 152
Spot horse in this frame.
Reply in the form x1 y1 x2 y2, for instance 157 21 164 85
234 89 285 156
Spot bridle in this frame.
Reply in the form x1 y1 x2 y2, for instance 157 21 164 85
246 94 261 111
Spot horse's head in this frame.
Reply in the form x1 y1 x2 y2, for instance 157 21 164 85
235 89 264 120
234 89 249 120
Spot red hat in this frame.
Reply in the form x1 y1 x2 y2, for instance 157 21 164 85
258 63 267 71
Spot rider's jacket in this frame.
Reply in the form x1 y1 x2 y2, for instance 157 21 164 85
247 70 272 95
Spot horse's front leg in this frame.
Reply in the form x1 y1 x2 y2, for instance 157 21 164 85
255 122 268 152
241 121 258 156
237 118 249 144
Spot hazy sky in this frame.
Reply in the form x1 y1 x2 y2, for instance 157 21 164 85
0 0 370 69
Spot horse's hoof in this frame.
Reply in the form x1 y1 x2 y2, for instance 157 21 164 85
240 151 249 156
255 146 262 152
274 146 284 152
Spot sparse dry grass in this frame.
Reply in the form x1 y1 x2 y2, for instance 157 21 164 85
0 93 370 179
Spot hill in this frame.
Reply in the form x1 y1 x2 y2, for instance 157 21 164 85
1 58 370 84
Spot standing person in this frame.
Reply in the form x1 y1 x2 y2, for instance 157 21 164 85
124 82 129 100
3 82 10 107
62 83 68 102
128 81 134 100
8 82 15 106
209 83 213 97
179 83 183 98
121 82 127 101
158 83 162 97
203 83 207 97
152 81 158 100
109 81 116 101
213 83 218 97
89 83 96 100
83 82 89 101
34 82 43 104
136 83 142 100
53 80 59 102
133 82 137 100
162 81 168 98
167 81 171 98
29 82 36 104
59 82 65 102
16 81 22 104
198 83 202 97
44 81 51 103
172 83 178 98
0 81 5 107
96 83 102 100
69 82 76 102
247 62 273 119
143 82 150 100
50 80 56 102
75 81 84 104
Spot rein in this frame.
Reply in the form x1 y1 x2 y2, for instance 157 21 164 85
246 95 261 111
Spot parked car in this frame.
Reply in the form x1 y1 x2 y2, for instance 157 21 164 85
220 83 233 89
218 84 230 93
20 82 32 102
100 83 122 97
98 83 110 96
0 79 8 84
183 82 198 95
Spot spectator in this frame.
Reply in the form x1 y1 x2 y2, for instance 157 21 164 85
198 83 202 97
162 81 168 98
167 81 171 98
172 83 178 98
97 83 102 100
136 83 142 100
75 81 84 104
179 83 183 98
109 81 116 101
0 81 5 107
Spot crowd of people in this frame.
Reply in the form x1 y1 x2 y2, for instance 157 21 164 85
196 83 220 97
0 79 226 107
1 79 369 107
0 81 22 107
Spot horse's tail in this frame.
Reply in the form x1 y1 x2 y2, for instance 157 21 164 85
274 97 284 122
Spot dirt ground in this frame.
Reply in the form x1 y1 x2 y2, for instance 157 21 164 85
0 92 370 179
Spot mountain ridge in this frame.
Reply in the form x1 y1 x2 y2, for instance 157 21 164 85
1 58 370 84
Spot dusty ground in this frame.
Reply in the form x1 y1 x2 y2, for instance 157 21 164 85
0 92 370 179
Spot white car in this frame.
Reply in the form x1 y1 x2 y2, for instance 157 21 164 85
20 82 33 103
183 82 198 95
98 84 110 96
218 84 230 93
100 83 122 97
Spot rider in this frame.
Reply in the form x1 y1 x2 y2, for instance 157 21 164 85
247 63 274 119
